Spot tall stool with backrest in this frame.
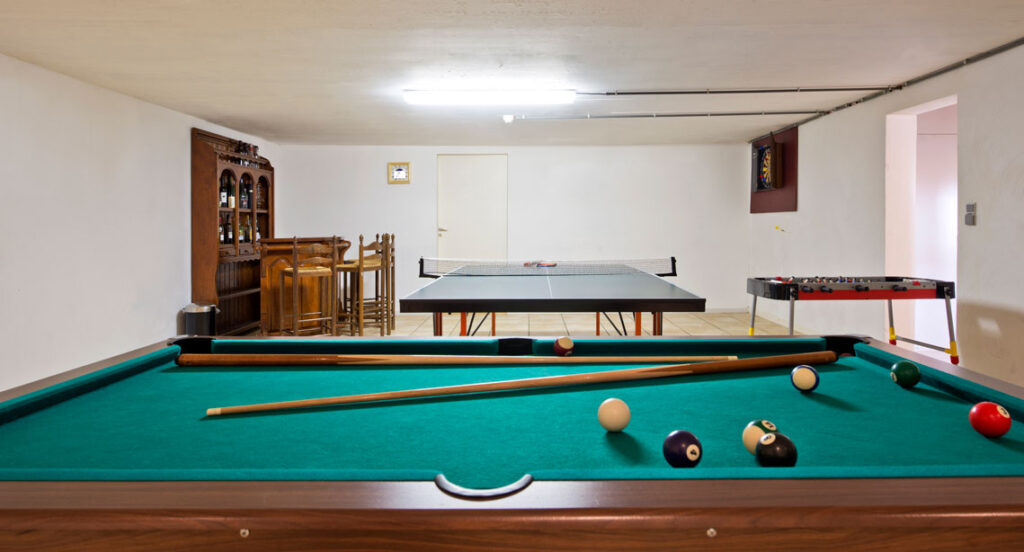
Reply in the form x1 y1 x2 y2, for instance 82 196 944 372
387 233 396 332
352 234 387 336
333 237 357 335
278 237 337 336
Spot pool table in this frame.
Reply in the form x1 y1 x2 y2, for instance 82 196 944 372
1 335 1023 550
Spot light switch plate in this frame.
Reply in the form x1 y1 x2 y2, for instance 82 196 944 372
965 203 977 226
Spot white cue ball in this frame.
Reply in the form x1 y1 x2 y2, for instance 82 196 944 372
598 398 631 432
790 364 820 393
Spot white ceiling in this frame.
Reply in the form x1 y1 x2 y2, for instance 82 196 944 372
1 1 1022 145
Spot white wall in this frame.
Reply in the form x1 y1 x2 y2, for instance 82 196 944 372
749 45 1024 385
0 52 279 391
884 114 917 338
277 145 751 311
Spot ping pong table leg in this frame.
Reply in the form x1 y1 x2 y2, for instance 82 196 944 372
653 312 663 335
432 312 443 336
460 312 468 336
491 313 496 336
634 312 642 335
595 313 600 336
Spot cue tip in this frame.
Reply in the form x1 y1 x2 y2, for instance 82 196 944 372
206 407 221 416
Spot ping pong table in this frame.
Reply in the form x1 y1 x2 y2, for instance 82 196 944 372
400 258 705 336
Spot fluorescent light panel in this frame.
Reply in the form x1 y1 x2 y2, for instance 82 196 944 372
403 89 576 106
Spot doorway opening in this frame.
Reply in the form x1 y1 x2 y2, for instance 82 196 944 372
885 96 958 361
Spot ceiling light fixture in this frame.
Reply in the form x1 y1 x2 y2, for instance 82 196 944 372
403 89 576 106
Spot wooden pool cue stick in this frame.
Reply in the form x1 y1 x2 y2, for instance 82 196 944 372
177 353 738 367
206 350 836 417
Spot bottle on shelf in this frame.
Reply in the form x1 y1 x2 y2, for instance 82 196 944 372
254 219 261 242
218 216 225 244
257 177 269 210
228 178 236 208
219 173 228 207
241 179 251 209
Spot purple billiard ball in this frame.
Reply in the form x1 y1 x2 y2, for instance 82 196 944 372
662 430 702 468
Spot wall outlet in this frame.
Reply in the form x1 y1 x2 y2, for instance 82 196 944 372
965 203 977 226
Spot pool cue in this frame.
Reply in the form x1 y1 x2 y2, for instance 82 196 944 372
206 350 836 417
177 353 738 367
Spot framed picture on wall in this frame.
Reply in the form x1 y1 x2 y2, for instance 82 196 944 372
388 162 411 184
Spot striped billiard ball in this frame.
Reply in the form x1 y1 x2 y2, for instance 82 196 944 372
553 336 575 356
742 419 778 455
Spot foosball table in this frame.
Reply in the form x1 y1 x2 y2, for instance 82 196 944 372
747 276 958 364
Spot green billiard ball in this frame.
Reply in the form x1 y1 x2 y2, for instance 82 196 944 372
742 419 779 455
890 360 921 389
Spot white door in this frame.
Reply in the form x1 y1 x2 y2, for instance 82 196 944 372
437 154 508 259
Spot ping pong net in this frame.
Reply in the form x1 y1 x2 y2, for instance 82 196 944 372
418 257 677 278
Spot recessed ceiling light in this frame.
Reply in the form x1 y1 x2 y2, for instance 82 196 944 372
403 89 576 106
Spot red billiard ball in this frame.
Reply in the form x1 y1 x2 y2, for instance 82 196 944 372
553 336 574 356
969 402 1012 438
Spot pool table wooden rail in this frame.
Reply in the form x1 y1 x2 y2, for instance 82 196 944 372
2 478 1024 550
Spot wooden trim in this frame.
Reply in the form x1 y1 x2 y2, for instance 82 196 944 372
1 480 1023 550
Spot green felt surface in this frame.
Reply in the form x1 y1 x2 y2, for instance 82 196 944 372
1 338 1023 490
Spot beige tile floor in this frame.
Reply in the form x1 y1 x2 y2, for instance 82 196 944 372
391 312 793 337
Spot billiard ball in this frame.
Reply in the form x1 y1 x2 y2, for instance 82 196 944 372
790 365 820 393
662 430 702 467
969 401 1012 438
597 398 630 432
890 360 921 389
553 336 575 356
755 432 797 467
742 419 778 454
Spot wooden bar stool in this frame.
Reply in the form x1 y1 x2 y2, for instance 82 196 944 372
387 233 396 332
277 237 337 336
351 234 387 336
333 238 357 335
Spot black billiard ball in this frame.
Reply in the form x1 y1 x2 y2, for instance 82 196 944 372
662 430 702 468
755 432 797 467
